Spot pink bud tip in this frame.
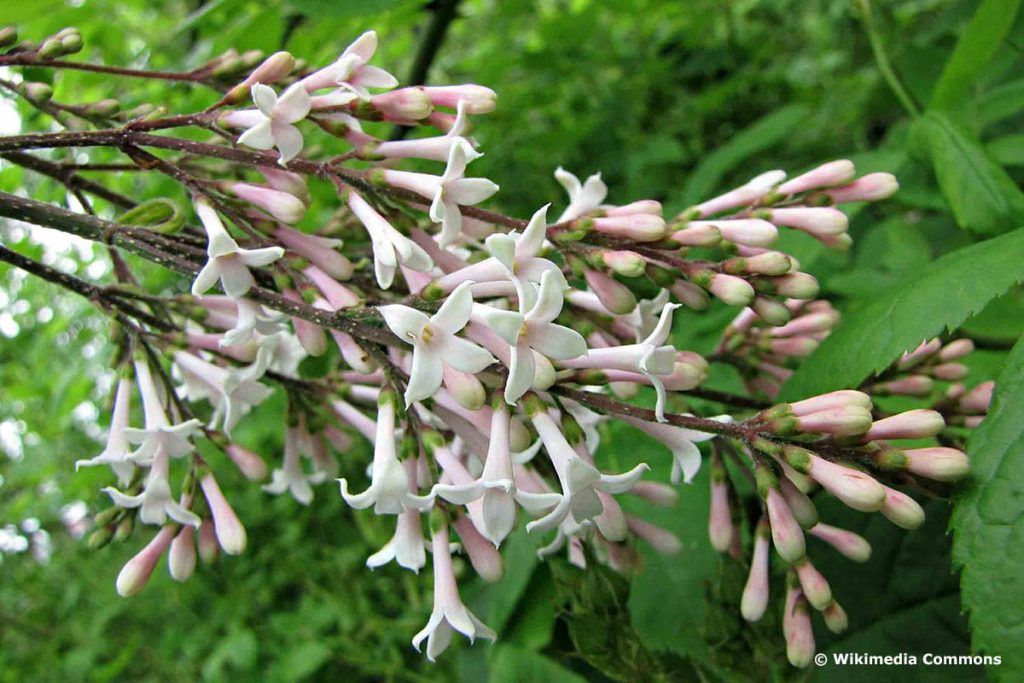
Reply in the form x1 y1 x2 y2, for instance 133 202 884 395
766 488 805 562
225 443 268 481
864 409 945 441
902 447 970 482
821 173 899 203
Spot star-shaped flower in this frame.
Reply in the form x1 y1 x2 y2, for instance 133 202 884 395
234 82 312 163
75 377 135 486
104 447 200 527
191 200 285 300
379 282 496 406
122 359 202 465
262 425 324 505
348 190 433 290
298 30 399 97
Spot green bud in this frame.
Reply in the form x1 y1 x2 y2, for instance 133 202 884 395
93 507 121 526
60 32 83 55
522 393 546 418
87 527 113 550
84 98 120 117
18 82 53 104
113 516 134 542
37 37 64 59
782 445 813 474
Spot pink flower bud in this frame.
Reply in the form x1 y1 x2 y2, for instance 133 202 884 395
443 365 486 411
692 170 786 217
225 443 268 481
628 481 679 507
670 281 710 309
626 516 681 555
823 600 848 634
794 556 832 610
371 87 433 121
741 519 771 621
453 514 503 583
739 251 794 276
769 337 819 358
116 526 174 597
707 273 755 306
808 455 886 512
864 409 945 441
606 199 662 216
426 110 459 133
591 214 666 241
820 173 899 203
964 415 985 428
584 270 637 315
229 182 306 224
706 219 778 247
771 272 820 299
785 590 815 669
769 207 848 237
790 390 872 416
901 447 970 482
260 166 310 205
200 473 247 555
168 527 196 582
753 297 792 326
596 250 644 278
777 160 855 195
198 519 219 564
880 486 925 529
930 361 967 380
767 488 805 562
876 376 934 397
958 381 994 413
796 406 872 436
819 232 853 250
897 338 942 369
808 523 871 562
277 228 352 280
770 311 838 338
284 289 328 356
709 462 734 553
305 265 360 308
671 223 722 246
421 84 496 113
238 51 295 88
779 475 818 528
939 339 974 361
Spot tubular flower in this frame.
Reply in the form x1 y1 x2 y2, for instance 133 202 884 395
191 199 285 299
234 83 312 163
379 283 496 406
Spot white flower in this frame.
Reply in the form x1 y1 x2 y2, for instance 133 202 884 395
338 392 434 514
379 283 496 406
104 447 200 527
235 83 312 163
123 359 202 465
625 288 671 342
263 426 324 505
191 200 285 300
560 302 680 421
220 298 286 347
503 271 587 404
433 406 559 546
348 190 433 290
435 205 566 295
173 351 273 436
367 507 427 573
623 415 726 484
75 377 135 486
381 143 499 247
299 30 398 97
554 167 607 223
412 522 496 661
526 405 648 534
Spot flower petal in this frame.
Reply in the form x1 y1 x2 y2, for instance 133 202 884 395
379 304 429 342
515 204 550 258
529 323 587 361
237 119 275 150
504 343 535 405
438 335 495 375
446 178 499 206
272 122 304 164
526 269 566 323
405 349 444 405
274 83 312 123
352 64 398 89
431 281 474 333
251 83 277 116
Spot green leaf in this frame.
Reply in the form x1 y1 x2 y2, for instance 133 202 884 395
930 0 1023 111
910 111 1024 235
977 79 1024 131
680 105 810 207
488 644 587 683
283 0 412 19
951 335 1024 680
782 227 1024 400
986 134 1024 167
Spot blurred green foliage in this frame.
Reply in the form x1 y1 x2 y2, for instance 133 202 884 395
2 0 1024 681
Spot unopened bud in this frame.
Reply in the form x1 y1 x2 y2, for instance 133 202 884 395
808 523 871 562
864 409 945 441
229 182 306 223
18 82 53 104
421 84 496 113
629 481 678 507
784 592 816 669
168 527 196 582
897 338 942 370
808 454 886 512
225 443 268 481
201 473 247 555
626 516 681 555
670 281 710 309
444 366 486 410
766 487 805 562
931 362 968 380
198 520 220 563
584 269 636 315
0 27 17 48
84 99 120 117
116 526 174 597
60 31 83 55
823 600 848 634
880 486 925 529
818 173 899 203
958 381 994 413
709 456 734 553
601 250 646 277
671 223 721 246
874 376 934 397
794 556 832 610
712 219 778 247
741 518 771 621
591 213 666 241
938 339 974 361
770 311 838 338
778 160 856 195
706 273 755 306
453 514 503 582
779 475 818 528
770 272 820 299
372 88 433 121
901 447 970 482
753 297 792 326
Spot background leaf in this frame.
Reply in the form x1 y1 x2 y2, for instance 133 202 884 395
951 335 1024 680
782 227 1024 400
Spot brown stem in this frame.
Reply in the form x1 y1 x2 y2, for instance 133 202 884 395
0 55 215 85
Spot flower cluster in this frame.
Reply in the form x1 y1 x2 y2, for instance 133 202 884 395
1 25 992 668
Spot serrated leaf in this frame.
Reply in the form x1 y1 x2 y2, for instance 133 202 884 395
782 227 1024 400
680 105 810 207
911 111 1024 235
951 335 1024 680
930 0 1023 111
